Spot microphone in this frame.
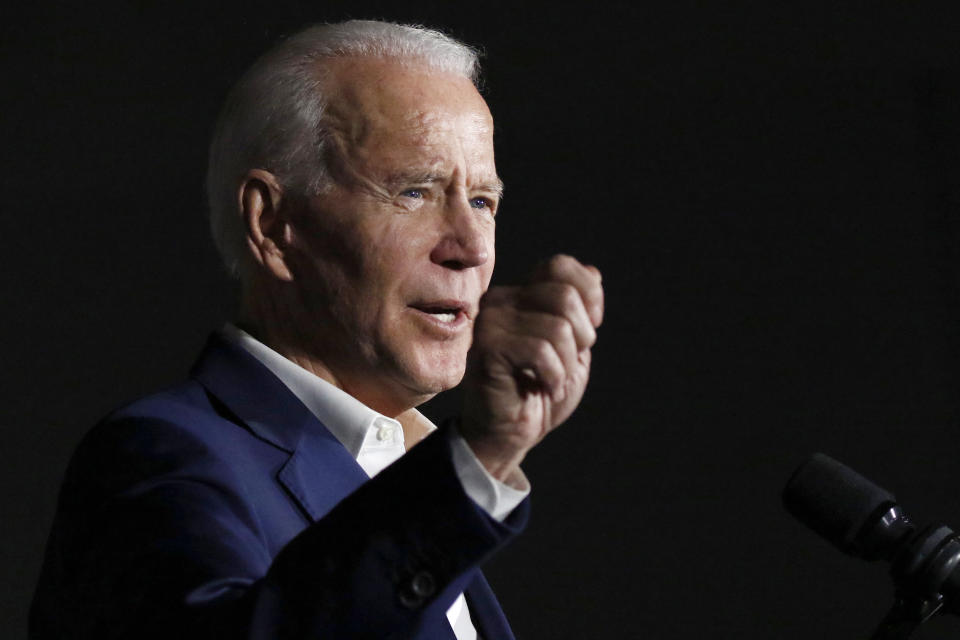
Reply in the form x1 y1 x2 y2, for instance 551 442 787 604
783 453 960 636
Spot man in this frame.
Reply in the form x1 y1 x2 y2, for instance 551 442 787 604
31 20 603 639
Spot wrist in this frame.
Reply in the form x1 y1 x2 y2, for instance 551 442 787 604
454 418 530 485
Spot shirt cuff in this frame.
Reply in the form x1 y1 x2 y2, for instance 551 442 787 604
448 431 530 522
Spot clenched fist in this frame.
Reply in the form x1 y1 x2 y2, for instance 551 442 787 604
460 255 604 485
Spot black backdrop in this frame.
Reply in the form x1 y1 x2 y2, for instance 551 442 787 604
5 2 960 638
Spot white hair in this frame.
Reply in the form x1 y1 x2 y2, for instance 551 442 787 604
206 20 481 278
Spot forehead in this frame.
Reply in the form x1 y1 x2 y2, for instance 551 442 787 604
323 58 496 176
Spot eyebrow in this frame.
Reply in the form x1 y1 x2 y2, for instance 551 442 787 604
384 172 505 198
482 178 506 199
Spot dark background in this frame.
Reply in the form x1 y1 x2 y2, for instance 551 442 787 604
4 2 960 638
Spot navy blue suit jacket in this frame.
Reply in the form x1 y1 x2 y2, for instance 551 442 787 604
31 334 528 639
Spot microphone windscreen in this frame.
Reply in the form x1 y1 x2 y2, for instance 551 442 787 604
783 453 896 554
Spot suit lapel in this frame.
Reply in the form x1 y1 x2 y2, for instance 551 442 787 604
190 333 369 521
275 432 369 521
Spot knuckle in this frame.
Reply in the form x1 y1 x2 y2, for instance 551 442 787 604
547 253 576 276
532 338 555 364
580 349 593 367
546 315 573 345
556 283 582 315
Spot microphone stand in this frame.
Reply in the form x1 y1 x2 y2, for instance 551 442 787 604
783 455 960 639
869 522 960 639
870 593 943 640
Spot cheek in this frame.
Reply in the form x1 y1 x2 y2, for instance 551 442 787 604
372 219 436 279
293 212 397 291
353 222 434 325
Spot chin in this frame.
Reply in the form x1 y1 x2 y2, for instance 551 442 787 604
402 348 468 395
413 363 465 395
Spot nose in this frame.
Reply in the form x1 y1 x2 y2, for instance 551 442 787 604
429 197 491 270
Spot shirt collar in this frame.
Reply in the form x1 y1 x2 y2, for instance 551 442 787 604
220 324 419 460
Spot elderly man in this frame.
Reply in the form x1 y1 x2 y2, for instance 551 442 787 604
31 20 603 640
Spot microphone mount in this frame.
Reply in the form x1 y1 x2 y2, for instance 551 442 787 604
783 453 960 639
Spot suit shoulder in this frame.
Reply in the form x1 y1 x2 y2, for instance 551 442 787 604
89 377 259 453
108 378 219 428
65 380 264 500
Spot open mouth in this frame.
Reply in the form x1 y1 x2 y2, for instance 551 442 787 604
409 301 468 324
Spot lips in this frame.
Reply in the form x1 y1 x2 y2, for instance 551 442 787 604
408 299 472 325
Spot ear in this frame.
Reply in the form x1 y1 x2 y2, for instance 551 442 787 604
239 169 294 282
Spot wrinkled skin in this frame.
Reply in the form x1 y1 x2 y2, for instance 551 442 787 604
240 58 604 485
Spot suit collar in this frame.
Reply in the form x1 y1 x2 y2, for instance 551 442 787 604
189 331 315 453
189 332 370 520
219 323 402 459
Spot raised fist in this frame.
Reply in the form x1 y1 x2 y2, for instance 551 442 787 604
460 254 604 484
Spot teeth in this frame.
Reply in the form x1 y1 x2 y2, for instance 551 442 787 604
432 312 456 323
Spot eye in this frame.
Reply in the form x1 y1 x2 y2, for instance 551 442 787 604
469 197 495 212
400 188 424 199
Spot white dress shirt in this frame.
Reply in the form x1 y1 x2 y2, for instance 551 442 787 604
222 325 528 639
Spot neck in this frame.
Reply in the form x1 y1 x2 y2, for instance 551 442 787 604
239 284 434 446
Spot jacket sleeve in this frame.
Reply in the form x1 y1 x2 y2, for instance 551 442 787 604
29 418 529 640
